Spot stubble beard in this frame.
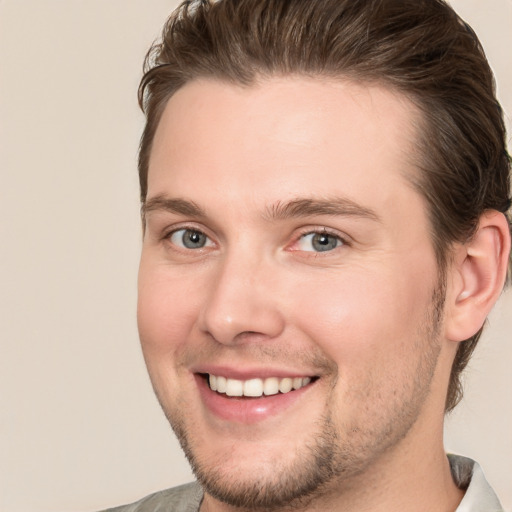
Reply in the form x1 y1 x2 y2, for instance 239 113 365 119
171 411 345 511
157 280 446 511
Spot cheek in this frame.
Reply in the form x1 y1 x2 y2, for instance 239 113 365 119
137 263 203 356
289 263 436 367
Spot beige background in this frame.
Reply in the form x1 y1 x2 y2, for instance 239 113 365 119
0 1 510 511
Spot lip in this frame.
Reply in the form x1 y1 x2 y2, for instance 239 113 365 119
192 364 314 381
195 372 316 424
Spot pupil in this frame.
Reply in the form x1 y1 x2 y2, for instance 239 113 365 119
313 233 337 251
183 230 205 248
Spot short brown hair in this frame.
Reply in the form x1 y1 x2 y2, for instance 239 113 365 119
138 0 511 411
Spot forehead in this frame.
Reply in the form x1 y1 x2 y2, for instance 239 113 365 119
148 76 423 222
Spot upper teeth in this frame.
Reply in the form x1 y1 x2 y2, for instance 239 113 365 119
209 375 312 397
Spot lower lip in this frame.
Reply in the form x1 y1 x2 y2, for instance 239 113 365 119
195 375 314 424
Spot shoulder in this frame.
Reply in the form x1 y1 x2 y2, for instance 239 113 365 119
99 482 203 512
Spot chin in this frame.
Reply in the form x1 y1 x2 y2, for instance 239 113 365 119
177 415 343 509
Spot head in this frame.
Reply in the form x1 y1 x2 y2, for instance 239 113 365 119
136 0 511 508
138 0 511 413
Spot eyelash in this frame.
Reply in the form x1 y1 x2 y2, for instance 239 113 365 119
161 225 349 255
162 225 215 251
291 227 348 254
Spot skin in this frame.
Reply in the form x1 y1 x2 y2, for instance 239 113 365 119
137 77 466 511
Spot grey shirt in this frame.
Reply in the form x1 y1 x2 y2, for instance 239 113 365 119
102 455 503 512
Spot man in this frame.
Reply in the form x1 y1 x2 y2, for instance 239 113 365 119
106 0 511 510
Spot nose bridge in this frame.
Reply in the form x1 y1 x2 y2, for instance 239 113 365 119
199 246 284 345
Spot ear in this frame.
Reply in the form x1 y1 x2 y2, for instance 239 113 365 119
444 210 511 342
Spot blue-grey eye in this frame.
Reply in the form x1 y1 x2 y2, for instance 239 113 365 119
298 232 343 252
170 229 212 249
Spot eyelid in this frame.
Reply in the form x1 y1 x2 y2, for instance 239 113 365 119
161 221 211 240
288 226 351 253
298 226 350 243
161 223 217 251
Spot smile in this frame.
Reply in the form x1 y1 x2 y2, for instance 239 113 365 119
208 374 313 397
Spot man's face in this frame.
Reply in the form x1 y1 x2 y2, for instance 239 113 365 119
138 77 449 509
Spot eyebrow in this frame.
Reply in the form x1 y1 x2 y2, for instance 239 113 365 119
142 194 380 223
263 197 381 222
142 195 206 221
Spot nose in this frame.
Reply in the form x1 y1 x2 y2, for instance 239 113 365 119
198 253 285 345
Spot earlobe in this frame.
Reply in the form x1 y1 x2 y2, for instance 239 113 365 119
444 210 511 342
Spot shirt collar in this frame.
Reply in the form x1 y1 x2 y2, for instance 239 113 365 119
449 454 504 512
